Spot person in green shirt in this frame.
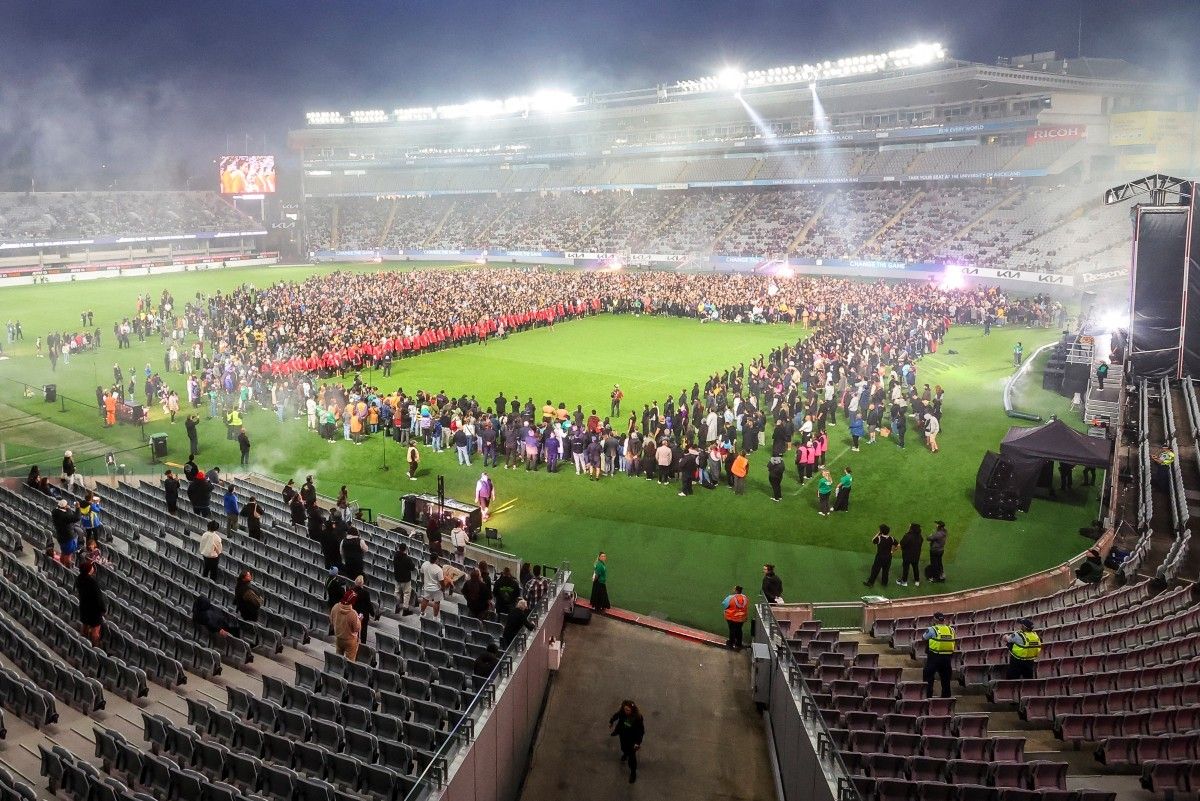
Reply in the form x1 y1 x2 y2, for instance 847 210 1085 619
590 551 611 611
833 467 853 512
1013 341 1023 368
816 469 833 517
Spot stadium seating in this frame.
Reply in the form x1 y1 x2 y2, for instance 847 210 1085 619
0 468 559 801
0 191 253 243
305 175 1126 276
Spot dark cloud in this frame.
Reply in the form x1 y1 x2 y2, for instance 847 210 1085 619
0 0 1196 188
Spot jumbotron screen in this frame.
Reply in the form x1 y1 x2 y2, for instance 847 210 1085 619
218 155 276 194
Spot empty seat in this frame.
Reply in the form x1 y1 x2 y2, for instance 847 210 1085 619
884 733 921 757
1028 761 1068 790
989 761 1028 789
850 730 885 753
906 756 947 782
946 759 990 786
867 753 907 779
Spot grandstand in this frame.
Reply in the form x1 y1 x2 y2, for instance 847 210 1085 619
292 49 1195 282
0 191 270 283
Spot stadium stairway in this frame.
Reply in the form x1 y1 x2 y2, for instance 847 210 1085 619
376 200 400 248
709 193 761 252
329 202 340 250
854 191 925 257
572 193 633 251
787 193 834 255
420 200 457 248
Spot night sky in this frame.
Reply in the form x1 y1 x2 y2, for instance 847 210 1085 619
1 0 1197 190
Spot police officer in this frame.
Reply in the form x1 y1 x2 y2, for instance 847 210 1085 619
722 585 749 650
922 611 955 698
1003 618 1041 680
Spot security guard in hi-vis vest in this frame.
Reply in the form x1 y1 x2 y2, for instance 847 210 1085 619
922 611 955 698
1004 618 1042 680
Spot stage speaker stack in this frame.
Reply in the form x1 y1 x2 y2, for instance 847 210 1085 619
43 384 56 403
1128 185 1199 377
974 452 1019 521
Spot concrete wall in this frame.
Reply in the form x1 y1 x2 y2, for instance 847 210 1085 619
755 609 842 801
439 587 568 801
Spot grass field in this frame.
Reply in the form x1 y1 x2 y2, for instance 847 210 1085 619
0 263 1100 632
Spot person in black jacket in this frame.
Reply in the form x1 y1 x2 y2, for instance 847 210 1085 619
163 470 180 515
472 643 501 681
352 575 377 643
500 598 535 647
187 470 212 517
300 475 317 506
52 499 83 567
288 492 307 526
307 503 325 542
393 544 415 614
76 560 106 645
609 700 646 783
897 523 923 587
767 455 785 502
677 446 698 496
492 567 521 616
341 529 367 579
241 496 264 540
320 520 342 569
234 571 262 621
761 564 783 603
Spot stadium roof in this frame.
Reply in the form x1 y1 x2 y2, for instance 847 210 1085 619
290 53 1183 155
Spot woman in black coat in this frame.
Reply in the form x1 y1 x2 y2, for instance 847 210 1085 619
234 571 262 622
898 523 923 587
609 700 645 784
76 561 106 645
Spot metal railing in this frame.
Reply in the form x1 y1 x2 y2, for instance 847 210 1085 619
400 560 571 801
757 601 859 801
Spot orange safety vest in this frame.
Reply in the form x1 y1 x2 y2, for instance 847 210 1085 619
724 594 748 623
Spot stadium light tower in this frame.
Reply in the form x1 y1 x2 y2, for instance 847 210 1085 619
718 67 746 93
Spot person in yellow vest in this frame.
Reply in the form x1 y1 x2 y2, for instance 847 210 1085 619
1003 618 1041 680
225 408 242 440
722 585 749 650
921 611 955 698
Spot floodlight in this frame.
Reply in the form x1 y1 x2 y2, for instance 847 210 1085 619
718 67 746 92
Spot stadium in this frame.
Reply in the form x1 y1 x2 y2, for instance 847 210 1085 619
0 14 1199 801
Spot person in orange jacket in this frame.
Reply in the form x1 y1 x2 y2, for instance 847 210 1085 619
731 451 749 495
722 585 749 649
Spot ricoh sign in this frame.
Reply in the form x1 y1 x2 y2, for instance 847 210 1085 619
1026 125 1087 145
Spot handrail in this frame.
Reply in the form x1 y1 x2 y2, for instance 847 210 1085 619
757 600 857 800
399 562 570 801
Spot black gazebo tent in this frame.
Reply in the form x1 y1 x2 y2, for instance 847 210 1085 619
974 420 1112 518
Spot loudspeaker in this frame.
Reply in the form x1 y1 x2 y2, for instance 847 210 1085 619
43 384 56 403
567 606 592 625
150 434 168 458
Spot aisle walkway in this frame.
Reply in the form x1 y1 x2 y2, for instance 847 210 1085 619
518 614 775 801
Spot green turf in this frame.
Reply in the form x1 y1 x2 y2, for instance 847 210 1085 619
0 264 1101 632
